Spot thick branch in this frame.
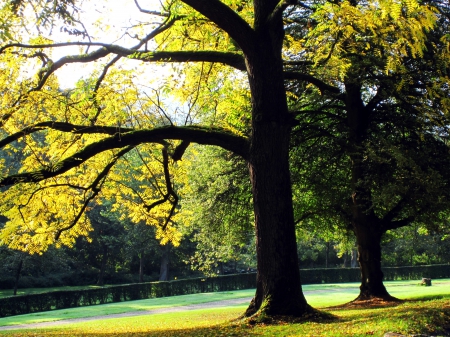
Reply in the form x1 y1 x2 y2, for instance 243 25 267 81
180 0 255 55
129 51 246 70
384 217 415 232
0 122 135 149
0 126 249 187
284 71 341 94
268 0 297 24
172 140 191 161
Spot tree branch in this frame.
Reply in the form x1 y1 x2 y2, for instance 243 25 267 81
283 71 341 94
128 50 246 70
180 0 255 55
268 0 297 25
0 122 134 149
171 140 191 161
133 0 170 16
54 146 135 240
143 147 179 230
0 125 249 187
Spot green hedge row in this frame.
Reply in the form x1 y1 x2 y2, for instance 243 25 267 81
1 264 449 317
0 273 256 317
299 264 450 284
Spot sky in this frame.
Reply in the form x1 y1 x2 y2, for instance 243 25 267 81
51 0 165 88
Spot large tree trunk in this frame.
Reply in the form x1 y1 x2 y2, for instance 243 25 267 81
353 221 393 300
346 82 396 301
346 83 395 301
244 3 311 317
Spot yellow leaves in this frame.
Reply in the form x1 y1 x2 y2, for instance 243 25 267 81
156 224 182 246
305 0 438 78
0 183 93 254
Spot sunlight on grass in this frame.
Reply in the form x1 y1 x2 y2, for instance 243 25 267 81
0 299 448 337
0 290 255 326
0 279 449 336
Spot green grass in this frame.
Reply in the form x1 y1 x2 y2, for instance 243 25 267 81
0 289 255 326
0 279 449 336
0 298 449 336
302 278 450 306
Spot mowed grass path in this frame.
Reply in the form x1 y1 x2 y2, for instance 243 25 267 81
0 279 449 336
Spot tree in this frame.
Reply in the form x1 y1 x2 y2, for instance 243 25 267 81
0 0 446 317
288 0 450 301
179 145 255 275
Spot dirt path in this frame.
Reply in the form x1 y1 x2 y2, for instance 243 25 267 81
0 297 253 331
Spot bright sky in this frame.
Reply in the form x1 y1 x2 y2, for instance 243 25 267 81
51 0 165 88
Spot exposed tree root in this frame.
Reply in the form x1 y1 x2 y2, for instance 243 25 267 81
241 307 337 325
328 295 403 310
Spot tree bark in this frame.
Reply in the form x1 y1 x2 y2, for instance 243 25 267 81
97 245 108 286
243 5 312 317
13 259 23 296
351 248 358 268
159 243 170 281
139 251 144 283
346 82 395 301
353 221 393 300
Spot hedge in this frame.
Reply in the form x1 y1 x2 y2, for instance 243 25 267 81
0 273 256 317
1 264 449 317
299 264 450 284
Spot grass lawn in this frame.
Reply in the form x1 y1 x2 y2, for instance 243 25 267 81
0 279 449 336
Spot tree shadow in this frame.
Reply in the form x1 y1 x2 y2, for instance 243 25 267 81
327 298 450 337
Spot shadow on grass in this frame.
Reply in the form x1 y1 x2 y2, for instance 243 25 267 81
406 293 450 301
328 298 450 337
1 300 449 337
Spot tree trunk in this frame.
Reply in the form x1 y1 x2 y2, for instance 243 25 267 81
346 82 395 301
351 248 358 268
245 121 311 317
13 259 23 296
159 243 170 281
325 241 330 268
353 222 393 300
139 251 144 283
242 2 312 318
97 245 108 286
